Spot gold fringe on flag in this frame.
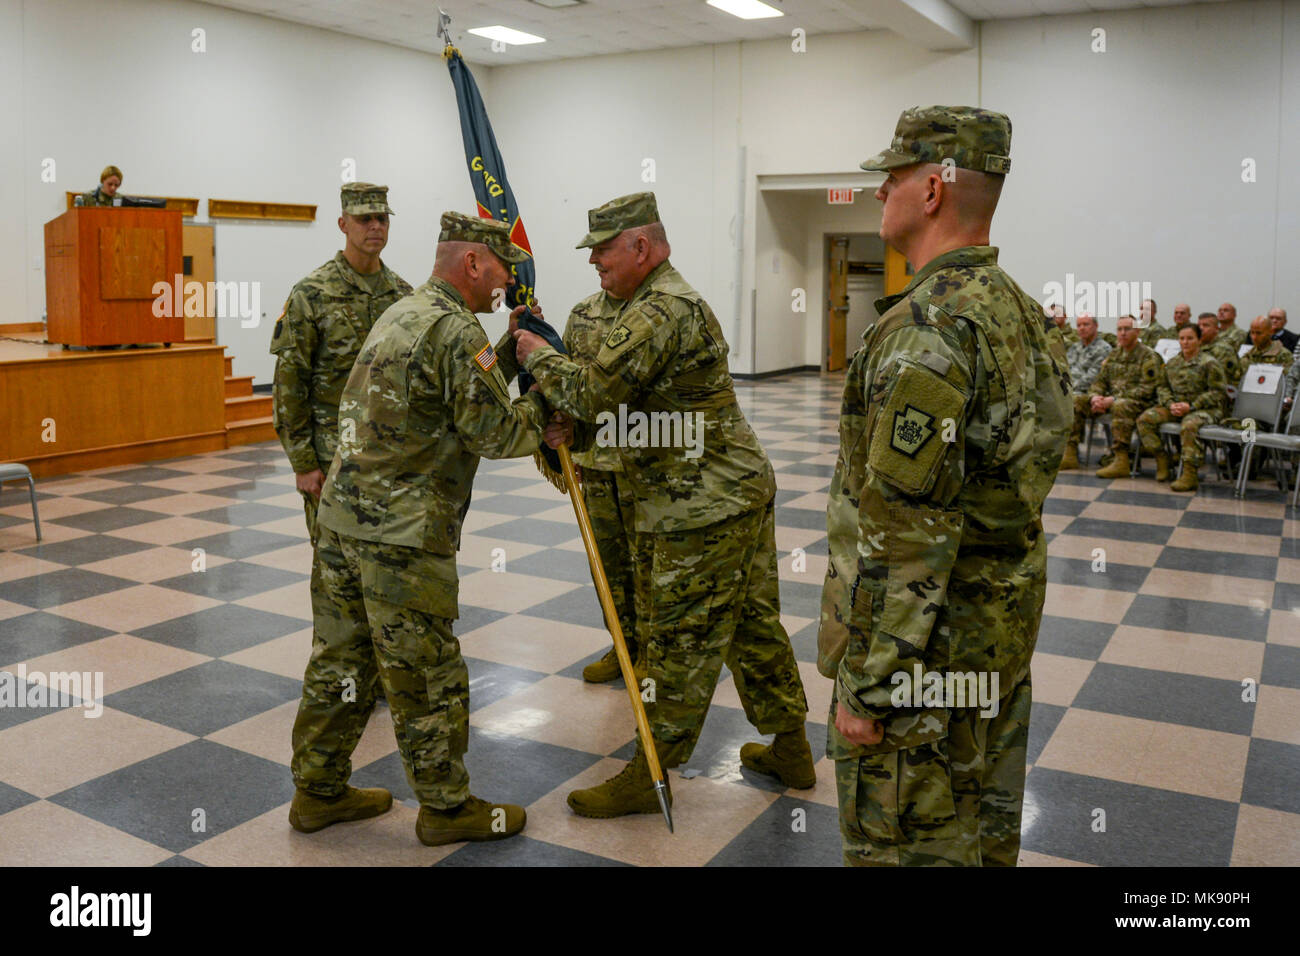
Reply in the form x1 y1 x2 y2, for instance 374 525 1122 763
534 450 568 494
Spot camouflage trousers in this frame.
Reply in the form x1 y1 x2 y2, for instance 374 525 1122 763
300 491 319 547
290 525 470 809
1136 407 1217 467
632 502 808 760
1070 394 1145 449
834 672 1033 866
582 467 638 656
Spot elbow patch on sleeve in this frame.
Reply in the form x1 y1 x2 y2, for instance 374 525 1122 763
867 358 968 497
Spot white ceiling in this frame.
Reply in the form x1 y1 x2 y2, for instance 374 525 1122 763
199 0 1238 64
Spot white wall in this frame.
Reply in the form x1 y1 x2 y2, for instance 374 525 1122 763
8 0 1299 379
5 0 482 383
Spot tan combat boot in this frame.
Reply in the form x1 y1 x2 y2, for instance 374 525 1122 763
1095 449 1130 479
1059 444 1081 471
416 795 526 845
567 739 676 819
739 728 817 789
289 786 393 833
1170 465 1199 493
582 641 642 683
1154 452 1172 482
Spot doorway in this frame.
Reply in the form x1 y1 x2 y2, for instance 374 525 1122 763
824 233 887 371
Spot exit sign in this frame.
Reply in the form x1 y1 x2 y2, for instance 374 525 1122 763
827 188 854 205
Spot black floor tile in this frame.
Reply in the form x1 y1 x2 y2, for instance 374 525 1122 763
1043 498 1089 517
774 463 837 478
186 503 304 527
1273 582 1300 613
778 579 824 619
95 466 191 484
1046 556 1149 591
1122 595 1270 641
154 562 307 602
1072 663 1254 735
0 613 116 668
1034 616 1116 661
502 548 598 586
1154 546 1278 581
1241 738 1300 814
475 518 573 548
175 529 304 560
451 605 508 636
1027 702 1068 765
155 855 206 867
49 739 294 853
1061 517 1173 545
133 605 308 656
14 534 154 567
1021 767 1237 866
0 568 136 610
0 781 38 816
1261 644 1300 690
1096 489 1189 510
103 660 301 736
772 507 830 531
1177 510 1283 537
77 485 184 506
48 507 169 534
707 796 841 866
520 592 606 630
464 658 550 712
436 835 630 867
469 494 563 518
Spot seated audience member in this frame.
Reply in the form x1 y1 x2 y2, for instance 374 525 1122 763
1243 315 1295 371
1048 303 1078 346
1270 307 1298 354
1139 298 1168 346
1160 303 1193 340
1064 315 1160 474
1199 311 1242 388
1217 301 1247 352
1136 324 1228 493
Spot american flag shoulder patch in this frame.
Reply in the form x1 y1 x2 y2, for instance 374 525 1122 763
474 343 497 372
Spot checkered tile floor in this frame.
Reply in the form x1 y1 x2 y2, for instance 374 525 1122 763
1 373 1297 866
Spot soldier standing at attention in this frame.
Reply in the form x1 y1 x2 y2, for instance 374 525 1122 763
288 213 572 846
819 106 1072 866
79 165 123 206
513 193 814 819
1077 315 1163 477
270 183 413 543
1136 323 1227 492
562 291 643 684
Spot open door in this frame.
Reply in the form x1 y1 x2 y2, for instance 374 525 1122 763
884 243 913 297
827 236 849 371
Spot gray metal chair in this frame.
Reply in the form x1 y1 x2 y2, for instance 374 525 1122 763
0 462 42 540
1083 413 1112 466
1239 400 1300 508
1197 364 1289 496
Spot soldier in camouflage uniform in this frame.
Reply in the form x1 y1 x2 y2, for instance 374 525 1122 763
1242 315 1295 373
513 192 814 819
562 292 643 683
1069 316 1162 476
1066 313 1111 393
1049 305 1078 346
78 165 122 206
818 106 1072 866
1157 303 1194 341
270 183 413 544
1139 298 1168 346
1199 311 1242 389
288 212 571 845
1136 323 1228 492
1217 302 1248 353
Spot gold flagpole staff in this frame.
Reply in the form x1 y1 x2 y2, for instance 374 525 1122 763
555 443 673 833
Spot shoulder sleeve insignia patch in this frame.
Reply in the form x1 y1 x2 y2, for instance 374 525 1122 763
890 405 936 458
474 343 497 373
605 325 631 349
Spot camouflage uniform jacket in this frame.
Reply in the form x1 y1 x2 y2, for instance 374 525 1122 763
818 246 1072 757
1288 343 1300 403
562 291 624 473
270 252 413 473
316 277 550 615
1055 323 1079 346
1203 337 1242 389
1087 343 1162 404
1158 323 1191 341
1219 324 1248 353
78 186 117 206
1157 352 1228 417
1242 340 1294 371
1067 336 1112 393
1140 323 1169 346
524 260 775 533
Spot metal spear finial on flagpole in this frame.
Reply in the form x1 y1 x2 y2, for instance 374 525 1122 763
436 7 456 56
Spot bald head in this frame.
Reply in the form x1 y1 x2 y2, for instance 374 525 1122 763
1250 315 1274 349
433 240 511 314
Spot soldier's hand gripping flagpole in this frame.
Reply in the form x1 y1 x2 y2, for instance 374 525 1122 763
555 443 673 833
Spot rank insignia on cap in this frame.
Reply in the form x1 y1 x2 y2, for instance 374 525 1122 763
474 344 497 372
606 326 631 349
891 405 936 458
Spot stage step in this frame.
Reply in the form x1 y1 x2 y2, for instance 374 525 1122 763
225 393 272 422
224 375 254 398
226 416 276 446
223 355 233 376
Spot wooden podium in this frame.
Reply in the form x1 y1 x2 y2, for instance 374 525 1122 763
44 207 185 347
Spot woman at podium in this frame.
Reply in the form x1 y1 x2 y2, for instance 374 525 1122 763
78 165 123 206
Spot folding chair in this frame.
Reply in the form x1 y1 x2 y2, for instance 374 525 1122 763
1083 413 1111 466
1240 400 1300 507
0 462 42 541
1197 364 1288 496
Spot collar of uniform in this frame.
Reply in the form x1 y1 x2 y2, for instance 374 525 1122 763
872 245 999 318
423 275 469 311
331 250 393 293
625 259 676 307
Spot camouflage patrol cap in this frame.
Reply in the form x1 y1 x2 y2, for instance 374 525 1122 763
438 211 530 264
860 106 1012 176
576 192 660 248
341 182 394 215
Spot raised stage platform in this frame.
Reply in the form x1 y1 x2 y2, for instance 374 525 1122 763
0 332 275 478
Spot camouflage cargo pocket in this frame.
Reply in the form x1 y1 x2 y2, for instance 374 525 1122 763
359 544 459 620
839 737 957 848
